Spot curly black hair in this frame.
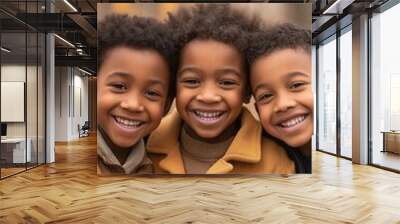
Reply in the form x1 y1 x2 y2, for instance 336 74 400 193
247 23 311 65
98 14 177 97
167 4 262 71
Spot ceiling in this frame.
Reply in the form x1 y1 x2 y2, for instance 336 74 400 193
0 0 392 74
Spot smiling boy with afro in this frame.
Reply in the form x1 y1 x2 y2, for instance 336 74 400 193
247 23 312 173
97 14 177 175
146 4 295 174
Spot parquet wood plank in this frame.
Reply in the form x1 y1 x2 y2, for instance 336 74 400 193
0 134 399 223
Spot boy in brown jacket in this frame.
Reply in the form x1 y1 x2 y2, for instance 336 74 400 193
147 4 295 174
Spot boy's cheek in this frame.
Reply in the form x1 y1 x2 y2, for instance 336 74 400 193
147 103 166 129
257 106 272 127
308 91 315 110
224 90 247 108
302 90 315 112
176 87 193 100
175 91 192 110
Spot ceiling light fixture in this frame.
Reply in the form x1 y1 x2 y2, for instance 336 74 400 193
54 34 75 48
78 67 93 76
322 0 354 15
63 0 78 12
1 47 11 53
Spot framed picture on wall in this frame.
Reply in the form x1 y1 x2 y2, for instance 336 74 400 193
96 3 313 176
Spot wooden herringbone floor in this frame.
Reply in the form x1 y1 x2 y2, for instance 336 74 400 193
1 134 400 224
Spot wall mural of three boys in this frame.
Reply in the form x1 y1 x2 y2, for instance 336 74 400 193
97 3 313 175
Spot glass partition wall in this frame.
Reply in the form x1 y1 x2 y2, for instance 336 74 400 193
317 35 337 155
316 25 353 159
1 30 27 177
370 2 400 171
0 1 46 179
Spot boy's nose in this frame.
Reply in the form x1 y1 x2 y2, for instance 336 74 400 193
120 97 145 112
196 89 222 103
273 94 297 113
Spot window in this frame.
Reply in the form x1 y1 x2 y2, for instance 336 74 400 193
339 27 352 158
370 2 400 171
317 35 337 154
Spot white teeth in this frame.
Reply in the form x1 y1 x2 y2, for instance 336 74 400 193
280 115 305 128
194 111 224 120
115 116 143 128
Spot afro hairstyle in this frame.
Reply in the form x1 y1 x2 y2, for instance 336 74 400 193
167 4 262 71
247 23 311 65
98 14 177 97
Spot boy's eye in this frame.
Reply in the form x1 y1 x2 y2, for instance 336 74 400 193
219 80 238 88
181 79 200 87
109 83 127 92
289 82 306 90
257 92 273 103
145 90 162 100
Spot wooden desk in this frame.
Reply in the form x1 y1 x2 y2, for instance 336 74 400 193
381 131 400 154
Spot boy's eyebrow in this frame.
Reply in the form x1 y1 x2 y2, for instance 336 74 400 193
178 66 242 77
106 72 167 87
216 67 242 77
146 78 167 87
285 71 310 79
106 71 131 79
177 66 202 76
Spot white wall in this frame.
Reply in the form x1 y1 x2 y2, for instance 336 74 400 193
1 65 25 81
1 65 33 138
55 66 69 141
54 67 89 141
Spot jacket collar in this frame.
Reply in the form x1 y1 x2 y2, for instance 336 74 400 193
97 131 148 175
146 108 262 174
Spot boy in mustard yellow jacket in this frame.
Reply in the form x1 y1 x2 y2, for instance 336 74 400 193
248 24 313 173
147 4 295 174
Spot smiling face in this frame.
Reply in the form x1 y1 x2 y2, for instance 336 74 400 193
251 48 313 147
176 39 247 140
97 47 170 149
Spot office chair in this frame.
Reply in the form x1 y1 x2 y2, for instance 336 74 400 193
79 121 90 138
